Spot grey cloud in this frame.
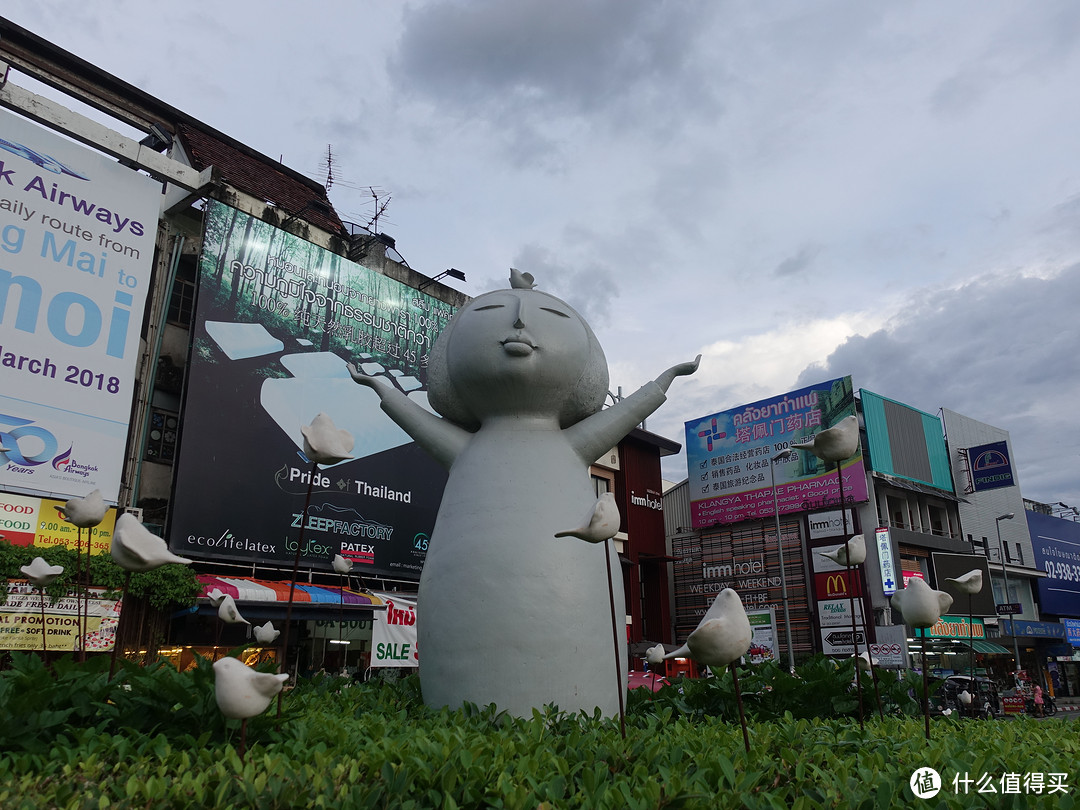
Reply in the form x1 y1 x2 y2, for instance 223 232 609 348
774 243 823 277
795 267 1080 505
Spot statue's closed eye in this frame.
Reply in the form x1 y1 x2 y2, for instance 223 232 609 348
541 307 570 318
474 304 504 311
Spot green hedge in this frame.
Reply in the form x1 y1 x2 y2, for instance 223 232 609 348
0 653 1075 809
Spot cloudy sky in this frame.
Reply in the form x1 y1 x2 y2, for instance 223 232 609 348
6 1 1079 509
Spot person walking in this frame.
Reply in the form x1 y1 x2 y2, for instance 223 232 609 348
1033 684 1044 718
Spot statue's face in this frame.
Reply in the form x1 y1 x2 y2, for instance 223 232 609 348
446 289 592 419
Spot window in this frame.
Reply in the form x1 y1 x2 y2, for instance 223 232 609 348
970 534 988 557
1004 543 1013 563
1015 544 1024 565
144 408 179 464
166 255 198 327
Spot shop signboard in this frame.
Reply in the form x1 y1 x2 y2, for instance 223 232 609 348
1063 618 1080 647
0 108 160 501
1 581 121 651
1027 511 1080 616
684 376 867 528
998 619 1066 640
914 615 986 640
968 440 1015 492
370 593 417 668
818 597 864 628
0 490 116 554
875 527 897 595
747 608 776 664
169 201 456 579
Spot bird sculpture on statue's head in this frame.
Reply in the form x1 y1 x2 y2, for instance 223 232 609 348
791 415 860 463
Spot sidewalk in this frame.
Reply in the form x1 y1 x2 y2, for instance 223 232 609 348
1053 695 1080 713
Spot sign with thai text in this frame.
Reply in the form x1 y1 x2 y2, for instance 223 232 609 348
370 593 418 668
685 376 866 527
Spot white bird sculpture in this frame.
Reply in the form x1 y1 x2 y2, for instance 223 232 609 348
645 643 666 666
890 576 953 628
111 513 193 572
218 594 250 625
301 413 354 466
663 588 752 669
554 492 621 543
818 534 866 567
946 569 983 595
332 553 354 574
253 621 280 644
55 489 107 528
20 557 65 588
855 650 877 672
791 415 860 463
212 657 289 719
206 588 228 608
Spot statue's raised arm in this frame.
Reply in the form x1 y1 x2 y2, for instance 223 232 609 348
347 363 469 469
566 355 700 465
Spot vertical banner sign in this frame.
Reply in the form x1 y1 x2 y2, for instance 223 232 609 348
0 109 160 501
747 608 777 663
370 593 418 668
684 376 867 528
169 201 455 579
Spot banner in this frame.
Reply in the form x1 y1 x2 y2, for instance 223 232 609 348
0 490 116 554
1 581 121 651
370 593 417 668
747 608 776 663
0 109 160 501
685 376 867 527
169 201 456 579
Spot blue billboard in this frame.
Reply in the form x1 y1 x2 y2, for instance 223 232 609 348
969 440 1015 492
1028 511 1080 617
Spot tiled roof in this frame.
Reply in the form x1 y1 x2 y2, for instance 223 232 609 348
176 122 344 235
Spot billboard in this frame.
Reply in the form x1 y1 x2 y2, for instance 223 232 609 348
685 376 866 527
931 552 995 617
1027 511 1080 617
1 582 121 652
0 490 116 554
968 440 1015 492
0 109 160 500
169 201 456 579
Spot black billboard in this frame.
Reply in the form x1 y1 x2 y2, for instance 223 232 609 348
168 201 456 579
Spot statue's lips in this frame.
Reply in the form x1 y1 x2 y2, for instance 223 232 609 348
501 338 535 356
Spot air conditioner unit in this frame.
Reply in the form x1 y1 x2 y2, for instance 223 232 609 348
122 507 143 522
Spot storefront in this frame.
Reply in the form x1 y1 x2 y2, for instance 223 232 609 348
911 615 1011 678
166 575 387 676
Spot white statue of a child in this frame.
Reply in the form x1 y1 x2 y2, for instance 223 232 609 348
349 270 698 716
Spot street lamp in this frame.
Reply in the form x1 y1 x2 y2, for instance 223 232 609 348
770 449 796 671
995 513 1022 672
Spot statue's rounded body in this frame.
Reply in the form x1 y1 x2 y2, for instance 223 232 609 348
351 275 696 717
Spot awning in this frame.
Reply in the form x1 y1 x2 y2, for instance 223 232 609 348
970 640 1011 654
196 575 386 608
